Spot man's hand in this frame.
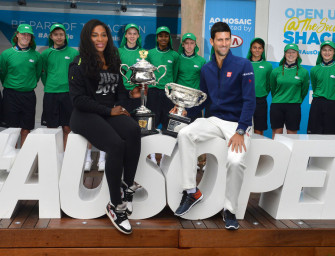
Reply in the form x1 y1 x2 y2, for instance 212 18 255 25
169 105 187 116
111 106 130 116
228 133 246 153
130 85 148 98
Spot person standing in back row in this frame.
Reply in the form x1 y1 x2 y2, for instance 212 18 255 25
270 44 309 139
0 24 42 146
41 23 78 150
307 40 335 134
246 38 272 135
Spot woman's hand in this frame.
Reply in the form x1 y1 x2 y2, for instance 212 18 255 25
130 85 148 98
169 105 187 116
111 106 130 116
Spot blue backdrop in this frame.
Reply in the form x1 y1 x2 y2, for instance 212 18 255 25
0 10 181 49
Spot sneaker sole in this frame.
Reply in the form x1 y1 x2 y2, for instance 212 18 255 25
105 208 132 235
225 224 239 230
174 194 204 217
222 216 239 230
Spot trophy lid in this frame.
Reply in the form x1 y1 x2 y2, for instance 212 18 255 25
130 50 156 71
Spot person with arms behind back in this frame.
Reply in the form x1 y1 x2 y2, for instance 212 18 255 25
0 24 42 146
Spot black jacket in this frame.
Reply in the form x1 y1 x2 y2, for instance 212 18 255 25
68 56 128 116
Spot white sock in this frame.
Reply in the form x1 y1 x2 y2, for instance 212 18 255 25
85 149 92 162
150 153 156 160
186 188 196 194
99 151 106 162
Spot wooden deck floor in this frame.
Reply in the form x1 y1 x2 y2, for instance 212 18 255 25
1 156 335 255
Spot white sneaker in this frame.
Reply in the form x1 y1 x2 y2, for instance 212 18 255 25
105 202 132 234
98 160 105 171
84 160 92 171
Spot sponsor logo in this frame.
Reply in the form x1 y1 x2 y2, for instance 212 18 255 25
65 56 70 59
194 65 199 68
167 60 172 63
29 59 34 63
259 66 264 69
294 76 301 80
227 72 232 77
242 72 254 76
230 35 243 48
330 75 335 79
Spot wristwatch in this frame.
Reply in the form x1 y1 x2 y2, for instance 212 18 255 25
236 129 245 136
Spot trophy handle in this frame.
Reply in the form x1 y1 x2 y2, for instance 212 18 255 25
120 64 130 83
156 65 167 84
165 83 172 100
195 92 207 106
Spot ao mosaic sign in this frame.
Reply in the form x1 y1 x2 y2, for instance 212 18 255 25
0 128 335 220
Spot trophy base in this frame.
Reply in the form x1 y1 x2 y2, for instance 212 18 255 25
162 114 191 137
132 112 159 137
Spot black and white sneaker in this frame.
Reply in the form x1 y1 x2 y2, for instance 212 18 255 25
105 202 132 234
121 182 136 216
222 209 239 230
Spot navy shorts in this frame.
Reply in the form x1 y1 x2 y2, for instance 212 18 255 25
308 97 335 134
41 92 73 128
270 103 301 131
2 88 36 130
253 96 268 131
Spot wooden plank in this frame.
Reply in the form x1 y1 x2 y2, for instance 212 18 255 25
179 219 195 229
0 201 24 229
203 219 218 229
249 194 289 229
92 172 103 189
47 216 181 229
21 201 39 229
8 201 36 229
0 248 185 256
247 203 278 229
291 220 310 229
280 219 300 229
243 210 265 229
179 229 335 248
0 229 179 248
314 247 335 256
191 220 206 229
83 176 94 189
35 218 50 229
0 247 316 256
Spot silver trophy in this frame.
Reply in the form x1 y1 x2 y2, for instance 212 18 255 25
120 50 167 136
164 82 207 137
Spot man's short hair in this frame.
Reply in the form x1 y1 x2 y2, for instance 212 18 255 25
210 22 231 39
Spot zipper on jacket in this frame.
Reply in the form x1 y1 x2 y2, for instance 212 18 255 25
217 66 221 105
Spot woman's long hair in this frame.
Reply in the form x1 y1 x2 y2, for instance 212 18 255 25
79 19 121 79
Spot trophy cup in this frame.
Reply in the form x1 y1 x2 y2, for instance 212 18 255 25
163 83 207 137
120 50 167 136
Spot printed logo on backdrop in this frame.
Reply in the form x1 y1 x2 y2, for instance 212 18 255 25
204 0 255 60
268 0 335 66
0 9 180 49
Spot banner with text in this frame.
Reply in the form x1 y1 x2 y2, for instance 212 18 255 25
268 0 335 66
0 9 181 50
204 0 256 60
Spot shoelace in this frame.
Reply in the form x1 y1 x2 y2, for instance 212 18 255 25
115 210 128 223
225 210 236 221
179 191 190 205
